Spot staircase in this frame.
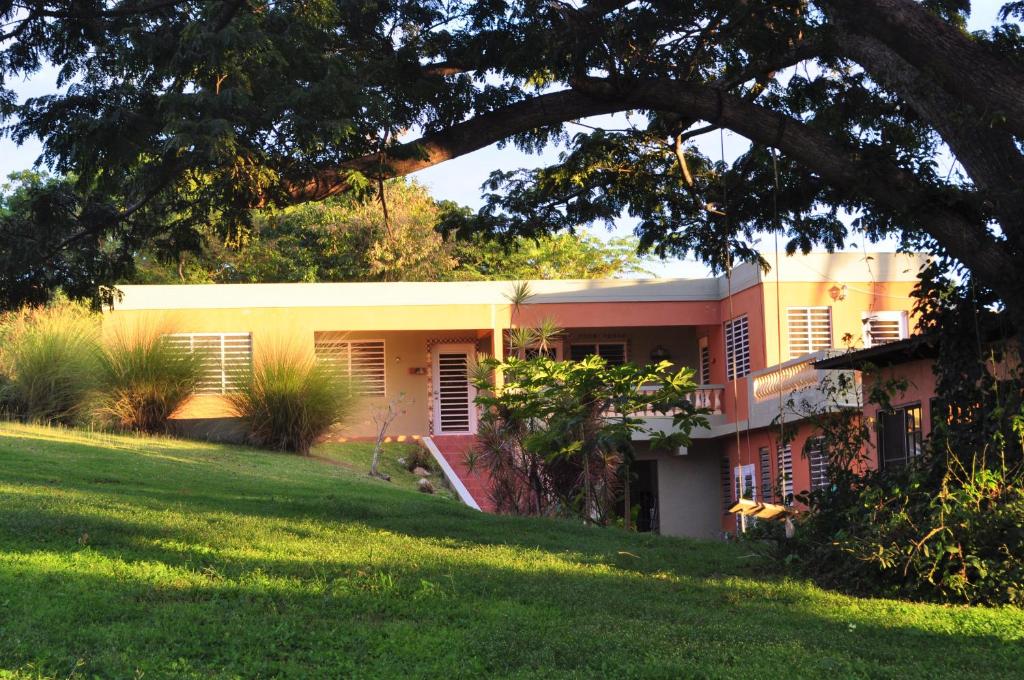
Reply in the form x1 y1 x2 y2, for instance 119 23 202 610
422 435 496 513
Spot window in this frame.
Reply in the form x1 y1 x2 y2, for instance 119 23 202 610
724 315 750 379
863 311 909 347
698 337 711 384
877 403 923 469
569 342 626 365
759 447 773 502
314 334 386 397
806 436 829 491
776 444 793 503
164 333 252 395
734 464 756 502
787 307 832 358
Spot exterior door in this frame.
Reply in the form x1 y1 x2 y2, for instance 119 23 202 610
432 344 477 434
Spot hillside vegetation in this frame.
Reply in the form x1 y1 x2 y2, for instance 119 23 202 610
0 423 1021 679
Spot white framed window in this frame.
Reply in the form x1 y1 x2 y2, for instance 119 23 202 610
734 463 756 502
862 311 909 347
724 315 750 380
806 436 829 491
698 336 711 384
569 342 626 365
164 332 252 395
787 307 832 358
776 444 793 503
314 334 386 397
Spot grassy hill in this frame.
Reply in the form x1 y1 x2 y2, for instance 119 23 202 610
0 423 1021 679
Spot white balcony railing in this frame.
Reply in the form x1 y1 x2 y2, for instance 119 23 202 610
748 350 860 428
618 384 725 417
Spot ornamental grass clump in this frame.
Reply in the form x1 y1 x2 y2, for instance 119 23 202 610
94 328 205 434
228 349 356 455
0 301 102 424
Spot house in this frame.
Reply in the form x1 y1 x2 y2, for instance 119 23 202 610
104 251 927 539
814 331 1020 472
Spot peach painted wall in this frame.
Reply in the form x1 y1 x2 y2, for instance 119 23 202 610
717 421 828 533
513 300 721 328
762 280 920 363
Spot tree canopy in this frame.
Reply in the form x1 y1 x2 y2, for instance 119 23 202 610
130 178 649 283
2 1 1024 321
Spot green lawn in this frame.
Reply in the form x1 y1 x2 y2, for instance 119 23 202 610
0 423 1021 679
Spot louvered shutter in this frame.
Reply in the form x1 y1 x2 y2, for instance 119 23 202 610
787 307 832 357
164 333 252 395
806 437 829 491
314 334 386 397
724 315 750 379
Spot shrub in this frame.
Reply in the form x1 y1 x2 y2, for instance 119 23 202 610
228 349 356 455
93 328 205 433
0 301 101 424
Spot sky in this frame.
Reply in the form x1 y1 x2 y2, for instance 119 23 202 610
0 1 1010 279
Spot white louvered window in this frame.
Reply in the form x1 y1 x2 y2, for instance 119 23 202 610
806 436 829 491
164 333 252 395
776 444 793 503
787 307 832 358
314 334 386 397
698 336 711 384
724 315 750 380
569 342 627 366
862 311 909 347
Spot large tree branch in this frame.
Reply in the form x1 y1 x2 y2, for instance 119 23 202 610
831 28 1024 251
573 76 1023 310
282 90 623 203
820 0 1024 139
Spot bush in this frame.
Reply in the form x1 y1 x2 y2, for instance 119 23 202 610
93 328 205 433
0 301 101 424
228 349 356 455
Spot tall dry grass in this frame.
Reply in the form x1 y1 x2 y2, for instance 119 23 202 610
93 327 205 433
228 348 356 455
0 301 102 424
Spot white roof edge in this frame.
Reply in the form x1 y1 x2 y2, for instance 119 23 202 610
109 252 929 311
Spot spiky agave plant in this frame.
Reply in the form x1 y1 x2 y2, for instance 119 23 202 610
0 301 102 424
228 348 356 455
93 327 205 434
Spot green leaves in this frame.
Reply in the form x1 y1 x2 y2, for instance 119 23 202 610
471 348 708 521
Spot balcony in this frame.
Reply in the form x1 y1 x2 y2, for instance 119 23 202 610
607 384 727 445
747 350 861 429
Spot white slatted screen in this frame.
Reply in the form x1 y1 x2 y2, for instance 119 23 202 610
164 333 252 395
724 315 750 380
787 307 832 358
314 334 386 397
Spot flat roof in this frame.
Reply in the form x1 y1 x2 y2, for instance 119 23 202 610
110 251 929 311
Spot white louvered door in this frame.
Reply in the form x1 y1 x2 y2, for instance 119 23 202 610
432 344 476 434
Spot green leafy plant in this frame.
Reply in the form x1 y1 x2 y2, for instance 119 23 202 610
470 348 706 523
93 327 205 434
773 264 1024 605
228 349 356 455
0 300 101 424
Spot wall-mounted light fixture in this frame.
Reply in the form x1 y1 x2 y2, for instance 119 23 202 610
650 345 671 362
829 284 848 301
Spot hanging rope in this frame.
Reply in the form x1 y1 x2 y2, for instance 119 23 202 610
771 147 788 505
716 128 748 534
